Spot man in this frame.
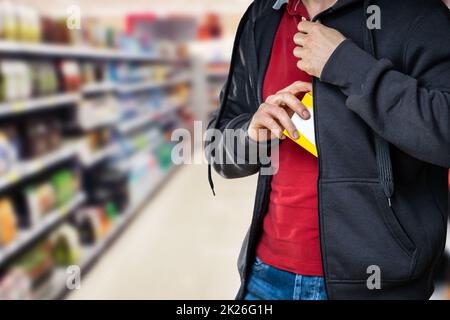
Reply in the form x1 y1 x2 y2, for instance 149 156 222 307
206 0 450 300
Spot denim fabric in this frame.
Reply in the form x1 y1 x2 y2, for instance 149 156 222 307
244 257 328 300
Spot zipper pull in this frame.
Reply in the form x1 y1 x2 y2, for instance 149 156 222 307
387 197 392 208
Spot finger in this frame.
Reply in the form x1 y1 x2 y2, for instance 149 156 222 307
277 81 313 96
255 111 285 140
267 92 311 120
264 104 299 139
293 32 307 46
297 20 316 33
293 46 304 59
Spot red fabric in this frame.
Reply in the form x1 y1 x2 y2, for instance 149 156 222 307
255 0 323 276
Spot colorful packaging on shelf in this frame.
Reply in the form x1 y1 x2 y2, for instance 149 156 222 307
0 197 18 247
73 208 102 245
51 224 81 266
59 60 81 93
0 60 33 102
0 268 32 300
0 1 19 41
32 62 59 97
21 117 55 158
51 169 78 207
24 182 57 226
0 125 20 176
13 240 55 290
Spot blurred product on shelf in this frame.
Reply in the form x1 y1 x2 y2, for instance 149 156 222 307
86 128 112 152
0 2 41 43
0 125 21 175
0 268 31 300
59 60 81 93
75 207 112 240
20 116 62 159
32 62 59 97
23 182 57 227
21 168 80 228
0 60 32 101
197 14 223 40
85 166 129 214
72 208 102 245
0 197 17 246
81 62 109 86
51 169 80 206
12 240 55 292
77 94 119 130
50 224 81 266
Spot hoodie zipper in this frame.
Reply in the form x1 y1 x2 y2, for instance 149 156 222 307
311 5 335 300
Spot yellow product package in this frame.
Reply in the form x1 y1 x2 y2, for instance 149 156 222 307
283 92 317 157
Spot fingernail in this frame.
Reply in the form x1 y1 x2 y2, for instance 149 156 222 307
302 110 310 119
293 131 299 139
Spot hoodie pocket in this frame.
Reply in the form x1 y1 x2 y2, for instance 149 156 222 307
321 181 417 282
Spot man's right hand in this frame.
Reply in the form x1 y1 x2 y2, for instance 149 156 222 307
248 81 313 142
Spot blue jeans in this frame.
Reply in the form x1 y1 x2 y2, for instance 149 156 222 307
244 257 328 300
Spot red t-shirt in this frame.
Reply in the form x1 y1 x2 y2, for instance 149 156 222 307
255 0 323 276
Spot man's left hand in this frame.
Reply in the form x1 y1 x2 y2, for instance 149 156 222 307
293 21 346 78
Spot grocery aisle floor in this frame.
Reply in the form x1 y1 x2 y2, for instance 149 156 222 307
68 163 257 300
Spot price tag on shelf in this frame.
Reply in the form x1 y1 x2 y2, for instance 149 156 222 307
61 205 69 216
12 101 25 112
5 171 20 184
29 160 44 172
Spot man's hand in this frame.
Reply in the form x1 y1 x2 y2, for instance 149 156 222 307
293 21 346 78
248 81 312 142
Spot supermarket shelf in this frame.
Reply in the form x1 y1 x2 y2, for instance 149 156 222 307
0 192 86 267
116 73 191 94
117 104 184 134
43 166 179 300
79 116 119 131
0 144 78 193
0 41 180 62
82 82 116 95
80 144 118 167
116 142 162 172
0 93 81 118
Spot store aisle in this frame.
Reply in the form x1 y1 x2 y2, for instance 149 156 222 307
68 163 257 300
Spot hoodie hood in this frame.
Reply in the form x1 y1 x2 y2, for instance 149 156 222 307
252 0 364 21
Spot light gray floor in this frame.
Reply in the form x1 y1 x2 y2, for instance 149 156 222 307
69 164 257 299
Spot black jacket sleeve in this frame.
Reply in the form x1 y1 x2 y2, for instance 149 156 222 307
320 6 450 168
205 5 272 179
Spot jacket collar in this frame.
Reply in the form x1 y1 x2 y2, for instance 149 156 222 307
272 0 288 10
269 0 364 15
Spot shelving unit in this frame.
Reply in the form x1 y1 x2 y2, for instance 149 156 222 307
0 192 86 267
81 82 116 95
0 144 79 192
116 72 192 94
117 103 184 134
42 166 178 300
0 93 81 117
0 41 181 62
0 33 195 299
79 143 119 167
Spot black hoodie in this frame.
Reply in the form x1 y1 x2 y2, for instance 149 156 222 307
206 0 450 299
